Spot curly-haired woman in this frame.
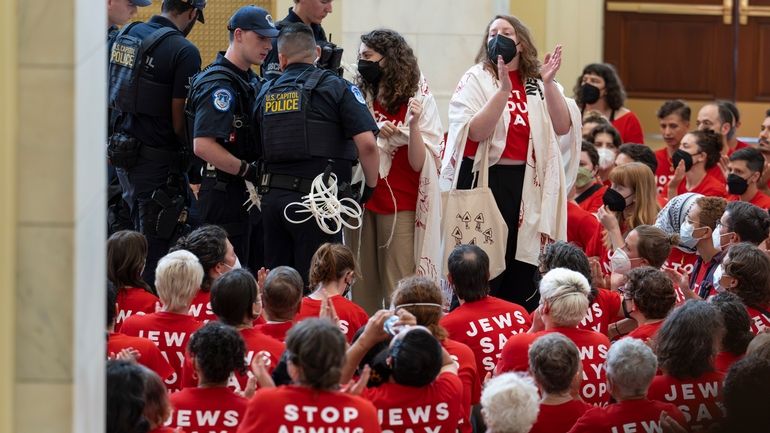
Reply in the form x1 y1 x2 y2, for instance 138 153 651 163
347 28 445 313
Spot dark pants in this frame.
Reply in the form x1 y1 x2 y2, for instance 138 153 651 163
457 158 540 311
261 188 341 288
198 176 252 264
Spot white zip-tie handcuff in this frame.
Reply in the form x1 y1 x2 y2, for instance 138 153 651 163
283 172 363 235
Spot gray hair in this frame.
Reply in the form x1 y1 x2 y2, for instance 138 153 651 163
528 333 581 394
155 249 204 311
539 268 591 327
481 373 540 433
606 338 658 399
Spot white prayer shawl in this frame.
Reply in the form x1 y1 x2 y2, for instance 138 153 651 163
371 75 445 282
440 63 581 266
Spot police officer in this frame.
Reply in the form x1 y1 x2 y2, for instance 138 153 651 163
257 22 379 285
110 0 205 285
188 6 278 265
261 0 336 80
108 0 151 42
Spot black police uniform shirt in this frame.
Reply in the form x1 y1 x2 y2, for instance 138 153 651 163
262 63 378 184
121 15 201 153
191 53 258 160
261 8 327 80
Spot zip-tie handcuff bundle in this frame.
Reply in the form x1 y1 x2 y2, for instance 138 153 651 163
284 172 363 235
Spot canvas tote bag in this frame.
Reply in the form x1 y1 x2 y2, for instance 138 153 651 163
441 140 508 279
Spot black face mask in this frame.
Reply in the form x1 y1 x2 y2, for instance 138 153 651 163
581 83 601 104
358 59 382 86
621 297 632 319
727 173 750 195
672 149 695 172
487 35 518 64
603 188 629 212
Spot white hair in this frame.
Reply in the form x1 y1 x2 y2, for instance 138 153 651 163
481 373 540 433
155 249 203 311
606 337 658 399
538 267 591 327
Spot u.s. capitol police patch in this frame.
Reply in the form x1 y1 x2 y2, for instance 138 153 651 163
350 85 366 105
212 88 233 112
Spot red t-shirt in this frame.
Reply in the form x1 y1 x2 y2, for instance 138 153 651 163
169 387 248 433
576 183 607 214
497 327 611 407
120 312 202 391
625 321 664 344
567 399 686 433
714 351 742 374
366 102 419 214
295 295 369 343
647 371 725 430
254 321 294 342
612 111 644 144
529 399 591 433
664 248 698 280
677 172 727 197
655 148 675 197
440 296 531 381
568 201 600 250
745 304 770 334
362 372 463 433
464 69 529 161
578 289 622 335
115 287 159 332
149 427 183 433
727 139 750 156
107 332 175 380
728 190 770 210
442 338 479 433
188 290 216 323
236 385 382 433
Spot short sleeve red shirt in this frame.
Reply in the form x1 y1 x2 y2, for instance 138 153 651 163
677 172 727 197
366 101 420 214
442 338 479 433
188 290 216 323
612 111 644 144
625 321 664 344
529 399 591 433
728 190 770 210
576 184 607 214
294 295 369 342
254 321 294 342
440 296 531 382
727 139 750 156
664 248 698 281
655 148 675 196
362 372 463 433
578 289 622 335
107 332 174 380
169 387 248 433
115 287 159 332
745 304 770 334
567 399 686 433
647 371 725 430
464 69 529 161
120 312 202 391
715 351 742 374
236 385 382 433
568 201 600 250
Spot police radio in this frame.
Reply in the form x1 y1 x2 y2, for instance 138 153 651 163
317 34 344 76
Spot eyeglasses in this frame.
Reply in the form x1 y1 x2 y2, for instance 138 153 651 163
617 284 633 300
716 221 733 233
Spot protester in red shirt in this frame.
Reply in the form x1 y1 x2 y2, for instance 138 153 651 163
497 268 611 406
568 338 687 433
108 230 159 332
107 285 174 381
391 276 479 433
295 243 369 341
655 192 701 283
238 319 382 433
655 100 691 197
587 124 623 184
711 292 753 373
697 101 744 156
140 366 178 433
121 250 204 391
668 129 726 199
107 359 151 433
480 372 540 433
169 322 248 433
206 268 285 392
528 333 590 433
619 267 676 343
574 141 607 214
439 245 531 382
719 242 770 334
726 147 770 209
567 201 600 250
255 266 304 342
648 300 726 430
172 225 241 322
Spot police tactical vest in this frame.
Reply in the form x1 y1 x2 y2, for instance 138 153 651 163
109 22 179 118
185 64 258 162
258 68 357 163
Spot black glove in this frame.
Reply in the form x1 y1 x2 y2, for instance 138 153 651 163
239 160 260 184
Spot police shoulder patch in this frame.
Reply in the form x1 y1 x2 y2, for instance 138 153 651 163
212 88 233 112
350 85 366 105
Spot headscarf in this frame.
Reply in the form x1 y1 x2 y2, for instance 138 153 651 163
655 192 703 253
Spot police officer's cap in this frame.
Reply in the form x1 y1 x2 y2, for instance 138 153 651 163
227 5 279 37
179 0 207 23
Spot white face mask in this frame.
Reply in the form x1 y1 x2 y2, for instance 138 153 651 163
711 227 722 250
712 265 725 293
679 220 703 249
610 248 633 275
222 256 242 272
598 147 616 171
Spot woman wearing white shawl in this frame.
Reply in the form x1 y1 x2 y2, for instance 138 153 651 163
441 15 581 310
346 29 445 313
